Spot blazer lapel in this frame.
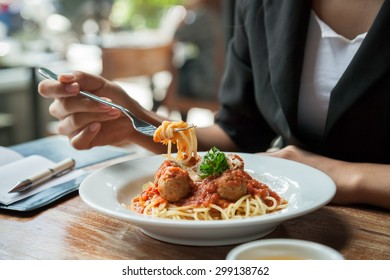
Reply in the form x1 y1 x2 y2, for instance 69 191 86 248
324 0 390 136
263 0 312 132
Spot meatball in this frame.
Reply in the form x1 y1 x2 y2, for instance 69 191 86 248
155 160 179 182
157 166 193 202
215 169 247 201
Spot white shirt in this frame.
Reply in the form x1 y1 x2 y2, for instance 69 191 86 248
297 11 367 138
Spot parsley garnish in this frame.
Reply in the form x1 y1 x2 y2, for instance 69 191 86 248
199 147 230 178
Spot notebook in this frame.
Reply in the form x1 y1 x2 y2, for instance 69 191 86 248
0 135 132 211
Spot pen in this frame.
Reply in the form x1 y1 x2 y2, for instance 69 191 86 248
8 158 76 193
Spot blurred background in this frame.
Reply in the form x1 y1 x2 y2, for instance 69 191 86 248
0 0 235 146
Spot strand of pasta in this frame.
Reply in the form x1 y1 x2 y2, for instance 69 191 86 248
264 196 278 211
177 130 192 165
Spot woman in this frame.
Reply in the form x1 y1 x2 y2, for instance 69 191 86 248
38 0 390 209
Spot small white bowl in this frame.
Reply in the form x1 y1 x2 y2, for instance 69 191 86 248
226 238 344 260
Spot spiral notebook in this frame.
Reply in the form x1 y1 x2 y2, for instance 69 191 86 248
0 135 132 212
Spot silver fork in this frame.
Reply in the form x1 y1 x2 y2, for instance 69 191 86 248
39 67 161 136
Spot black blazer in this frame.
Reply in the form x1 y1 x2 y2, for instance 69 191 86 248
215 0 390 163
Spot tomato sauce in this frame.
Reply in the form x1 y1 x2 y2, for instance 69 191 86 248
176 177 223 208
132 183 166 213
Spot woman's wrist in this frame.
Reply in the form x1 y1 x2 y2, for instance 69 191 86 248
330 161 364 205
331 162 390 209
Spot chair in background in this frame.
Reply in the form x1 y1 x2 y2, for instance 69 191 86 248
99 4 221 124
100 43 176 111
99 5 187 112
101 43 220 124
101 44 174 81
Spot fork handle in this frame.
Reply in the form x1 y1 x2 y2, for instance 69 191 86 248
78 89 125 112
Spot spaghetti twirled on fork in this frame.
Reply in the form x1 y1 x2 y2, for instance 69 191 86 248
153 120 198 166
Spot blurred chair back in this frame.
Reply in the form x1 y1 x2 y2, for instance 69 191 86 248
101 43 176 111
101 43 220 119
100 5 221 120
101 44 174 80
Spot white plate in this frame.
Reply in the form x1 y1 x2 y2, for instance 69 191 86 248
79 153 336 246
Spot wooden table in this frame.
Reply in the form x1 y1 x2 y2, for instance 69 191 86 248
0 156 389 260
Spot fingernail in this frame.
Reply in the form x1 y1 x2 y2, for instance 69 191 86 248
107 108 120 116
89 122 100 132
64 82 79 93
98 97 113 110
61 73 76 79
99 103 112 110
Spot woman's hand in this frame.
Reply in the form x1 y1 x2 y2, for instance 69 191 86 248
38 71 144 149
262 145 390 209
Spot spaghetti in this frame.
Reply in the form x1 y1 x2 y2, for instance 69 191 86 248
153 120 198 165
130 121 288 220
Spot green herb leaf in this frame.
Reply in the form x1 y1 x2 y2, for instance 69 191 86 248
199 147 230 178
